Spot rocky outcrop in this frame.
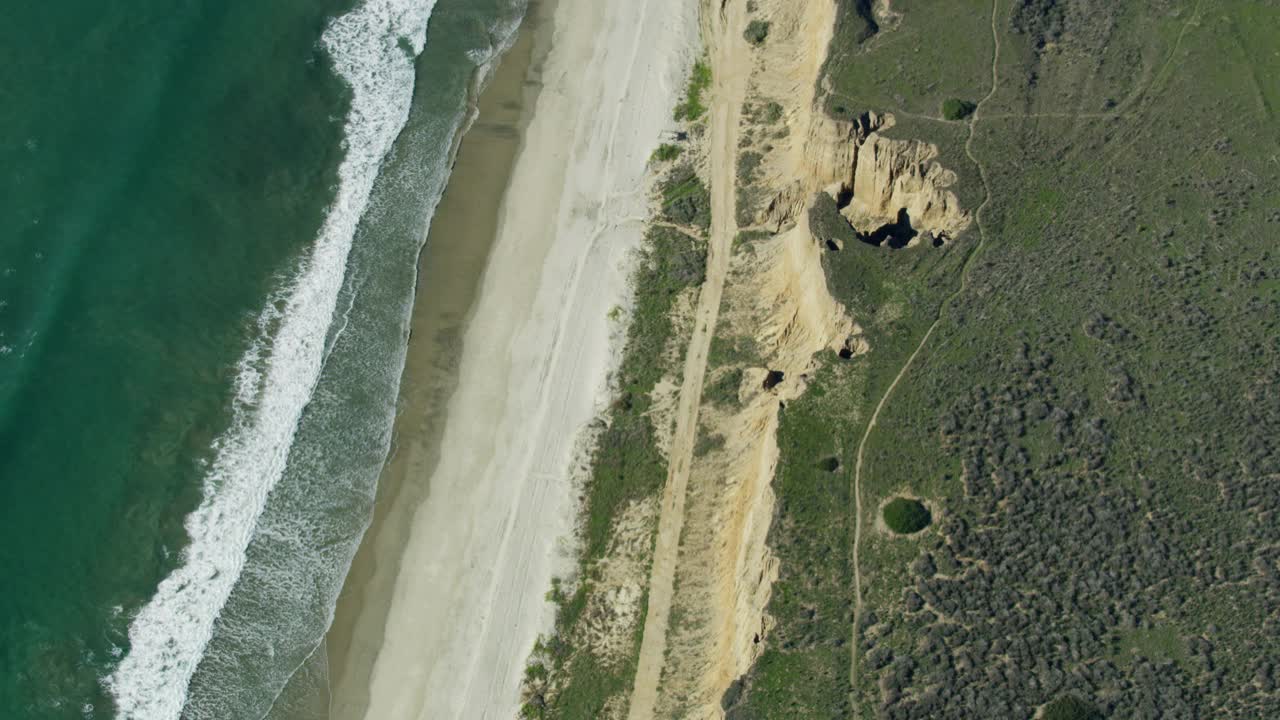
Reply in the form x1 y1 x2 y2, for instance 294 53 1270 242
767 110 970 245
844 118 970 241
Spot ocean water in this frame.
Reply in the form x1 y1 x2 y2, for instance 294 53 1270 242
0 0 525 717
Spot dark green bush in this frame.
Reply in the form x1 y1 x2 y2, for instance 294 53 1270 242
744 20 770 46
941 98 977 121
737 151 763 185
1042 695 1103 720
883 497 931 534
652 143 682 163
661 164 711 231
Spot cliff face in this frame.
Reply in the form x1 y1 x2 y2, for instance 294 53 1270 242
638 0 969 716
767 110 969 245
846 118 970 240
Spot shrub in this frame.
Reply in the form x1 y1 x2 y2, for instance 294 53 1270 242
942 98 977 121
705 367 744 407
744 20 770 46
737 151 763 185
1041 695 1103 720
883 497 932 534
808 191 858 249
695 432 726 457
652 143 682 163
661 164 711 230
675 60 712 121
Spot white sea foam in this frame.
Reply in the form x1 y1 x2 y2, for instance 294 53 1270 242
104 0 437 717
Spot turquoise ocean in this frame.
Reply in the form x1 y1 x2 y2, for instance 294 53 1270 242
0 0 525 716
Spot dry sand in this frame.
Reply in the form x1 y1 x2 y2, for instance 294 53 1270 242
326 0 700 717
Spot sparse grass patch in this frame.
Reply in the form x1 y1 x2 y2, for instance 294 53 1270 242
651 143 682 163
735 186 762 228
674 60 712 122
703 367 744 408
708 332 760 369
694 431 726 457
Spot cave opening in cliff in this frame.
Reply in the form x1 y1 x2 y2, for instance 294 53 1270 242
858 207 918 249
763 369 785 390
835 185 854 210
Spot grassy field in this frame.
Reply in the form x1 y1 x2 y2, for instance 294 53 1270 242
730 0 1280 718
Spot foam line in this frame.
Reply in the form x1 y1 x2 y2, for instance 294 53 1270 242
104 1 436 716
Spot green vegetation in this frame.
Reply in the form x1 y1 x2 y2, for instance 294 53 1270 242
694 431 726 457
739 1 1280 718
531 0 1280 717
703 366 743 408
1042 695 1103 720
660 163 711 231
521 221 706 718
708 330 760 370
651 143 683 163
941 97 976 120
882 497 931 534
736 150 762 184
809 190 859 248
744 20 770 46
674 59 712 122
719 364 863 719
734 150 765 228
1109 624 1188 668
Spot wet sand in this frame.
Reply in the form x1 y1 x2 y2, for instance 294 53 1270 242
323 2 555 715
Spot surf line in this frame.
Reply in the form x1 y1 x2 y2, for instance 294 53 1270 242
104 1 438 717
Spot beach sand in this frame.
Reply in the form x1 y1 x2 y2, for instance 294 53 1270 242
325 0 699 716
322 2 552 716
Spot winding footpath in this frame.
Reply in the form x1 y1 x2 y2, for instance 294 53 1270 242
848 0 1002 709
626 2 750 718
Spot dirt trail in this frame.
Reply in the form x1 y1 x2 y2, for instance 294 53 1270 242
848 0 1002 710
626 2 749 718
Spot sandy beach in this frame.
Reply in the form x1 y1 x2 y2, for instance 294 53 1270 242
325 0 699 716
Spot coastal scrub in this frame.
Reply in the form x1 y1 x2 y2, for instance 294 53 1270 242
882 497 931 534
941 97 976 120
674 60 712 121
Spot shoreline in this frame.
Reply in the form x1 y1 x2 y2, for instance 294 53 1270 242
323 0 701 713
324 1 557 715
